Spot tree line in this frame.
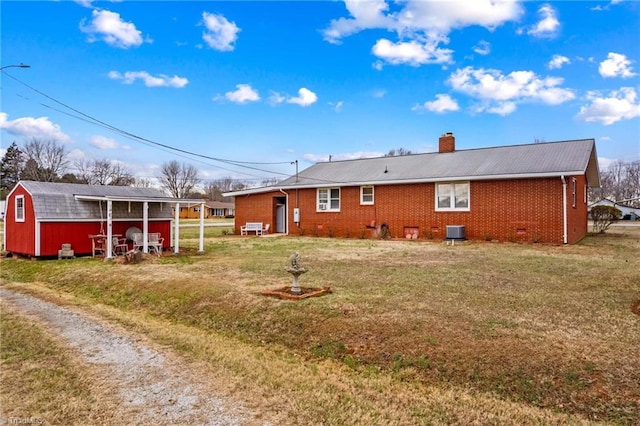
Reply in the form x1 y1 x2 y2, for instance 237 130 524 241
589 160 640 208
0 138 249 201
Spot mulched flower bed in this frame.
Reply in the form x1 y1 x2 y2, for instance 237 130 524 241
262 286 331 300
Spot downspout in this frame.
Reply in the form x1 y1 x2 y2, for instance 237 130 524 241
279 189 289 235
561 176 568 244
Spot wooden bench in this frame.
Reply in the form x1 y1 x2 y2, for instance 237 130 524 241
241 222 263 235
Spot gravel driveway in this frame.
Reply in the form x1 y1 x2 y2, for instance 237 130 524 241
0 288 247 425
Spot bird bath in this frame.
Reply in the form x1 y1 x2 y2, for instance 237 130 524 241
286 252 307 294
262 252 331 300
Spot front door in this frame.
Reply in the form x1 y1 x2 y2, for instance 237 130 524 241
276 203 286 233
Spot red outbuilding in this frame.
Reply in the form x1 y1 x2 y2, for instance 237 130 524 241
4 181 206 258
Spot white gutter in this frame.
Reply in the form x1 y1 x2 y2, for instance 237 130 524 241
279 189 289 235
561 176 568 244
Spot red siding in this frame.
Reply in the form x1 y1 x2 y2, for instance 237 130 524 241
38 221 172 257
234 176 590 244
4 185 36 255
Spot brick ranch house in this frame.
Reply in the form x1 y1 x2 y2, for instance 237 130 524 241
225 134 600 244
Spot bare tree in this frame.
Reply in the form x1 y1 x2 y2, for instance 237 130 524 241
76 158 134 186
385 147 413 157
159 160 199 198
590 160 640 207
133 177 152 188
202 177 248 201
21 138 69 182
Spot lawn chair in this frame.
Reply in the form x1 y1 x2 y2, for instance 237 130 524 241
112 236 128 256
132 233 144 252
263 223 270 234
148 232 164 255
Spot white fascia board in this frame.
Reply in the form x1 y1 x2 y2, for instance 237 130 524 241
226 171 584 196
74 195 205 204
36 217 171 222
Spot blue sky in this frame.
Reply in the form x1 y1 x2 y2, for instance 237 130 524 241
1 0 639 187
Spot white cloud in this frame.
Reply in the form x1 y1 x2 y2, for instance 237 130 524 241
89 135 129 150
447 66 575 115
80 9 148 49
303 151 384 162
201 12 240 51
372 38 454 66
287 88 318 107
472 40 491 55
268 91 286 105
548 54 570 69
0 113 70 142
576 87 640 125
413 94 459 113
323 0 522 66
216 84 260 104
108 71 188 88
329 101 344 112
372 89 387 99
527 4 560 38
599 52 636 78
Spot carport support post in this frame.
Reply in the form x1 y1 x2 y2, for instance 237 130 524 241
199 202 205 253
143 201 149 253
106 199 113 259
174 202 180 254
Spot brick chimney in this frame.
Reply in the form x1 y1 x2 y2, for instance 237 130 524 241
439 132 455 153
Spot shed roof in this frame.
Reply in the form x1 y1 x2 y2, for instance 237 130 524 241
15 181 203 221
225 138 600 196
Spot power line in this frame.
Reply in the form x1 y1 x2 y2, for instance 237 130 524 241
4 73 296 177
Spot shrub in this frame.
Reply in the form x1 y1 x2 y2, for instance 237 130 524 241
590 205 622 233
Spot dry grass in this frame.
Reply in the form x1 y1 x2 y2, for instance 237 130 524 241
1 224 639 424
0 302 123 425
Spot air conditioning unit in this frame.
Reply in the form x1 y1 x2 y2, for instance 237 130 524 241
446 225 466 240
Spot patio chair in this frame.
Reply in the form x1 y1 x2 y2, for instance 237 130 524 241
263 223 270 234
132 233 144 252
148 232 164 255
112 236 128 256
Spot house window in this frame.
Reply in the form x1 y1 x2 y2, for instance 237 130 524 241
15 195 25 222
572 178 577 208
435 182 470 211
317 188 340 211
360 186 374 205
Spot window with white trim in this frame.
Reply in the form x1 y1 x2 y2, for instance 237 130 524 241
435 182 470 211
360 186 374 205
15 195 25 222
317 188 340 211
572 178 577 208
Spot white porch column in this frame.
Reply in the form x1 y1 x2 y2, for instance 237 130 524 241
143 201 149 253
198 202 205 253
106 199 113 259
174 202 180 254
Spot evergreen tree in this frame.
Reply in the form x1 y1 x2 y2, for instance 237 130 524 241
0 142 24 198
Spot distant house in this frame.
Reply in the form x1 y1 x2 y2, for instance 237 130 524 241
224 134 601 244
206 200 235 217
178 200 235 219
4 181 206 258
589 199 640 220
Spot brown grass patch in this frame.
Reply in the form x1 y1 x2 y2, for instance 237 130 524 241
1 225 639 424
